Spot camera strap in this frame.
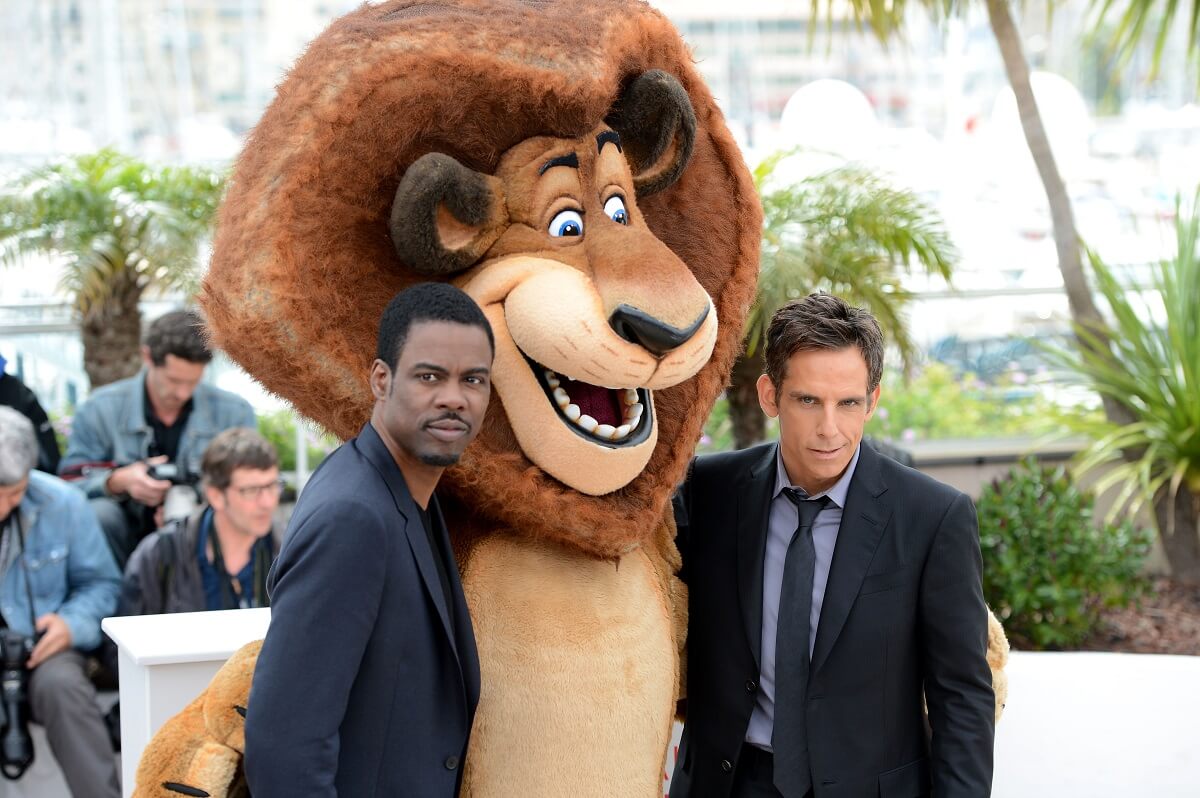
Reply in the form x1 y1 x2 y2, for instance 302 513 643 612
0 514 40 640
11 514 42 639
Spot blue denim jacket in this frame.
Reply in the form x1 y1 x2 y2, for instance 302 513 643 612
60 371 257 499
2 470 121 650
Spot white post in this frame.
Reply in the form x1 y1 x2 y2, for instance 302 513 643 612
103 609 271 798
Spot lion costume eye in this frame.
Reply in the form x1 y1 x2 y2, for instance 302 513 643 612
548 209 584 237
604 196 628 225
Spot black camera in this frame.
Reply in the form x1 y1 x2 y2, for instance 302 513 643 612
0 628 35 780
146 462 197 485
147 462 202 524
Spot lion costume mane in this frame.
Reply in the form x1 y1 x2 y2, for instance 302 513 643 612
131 1 1006 795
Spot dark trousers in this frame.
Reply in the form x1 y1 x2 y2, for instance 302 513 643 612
733 744 813 798
29 650 121 798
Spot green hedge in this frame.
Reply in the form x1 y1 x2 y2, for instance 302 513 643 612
866 363 1067 443
257 409 337 473
978 457 1151 649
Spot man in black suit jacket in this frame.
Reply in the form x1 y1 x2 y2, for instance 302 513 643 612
245 283 494 797
672 294 993 798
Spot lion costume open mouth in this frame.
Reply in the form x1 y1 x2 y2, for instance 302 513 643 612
527 356 653 447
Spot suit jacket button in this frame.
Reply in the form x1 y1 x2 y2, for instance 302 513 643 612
444 755 459 771
720 758 733 773
745 679 757 693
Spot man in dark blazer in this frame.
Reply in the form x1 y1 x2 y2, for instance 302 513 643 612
671 293 994 798
245 283 493 797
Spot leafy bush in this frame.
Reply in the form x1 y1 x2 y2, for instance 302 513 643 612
257 409 336 473
978 457 1152 649
866 363 1065 443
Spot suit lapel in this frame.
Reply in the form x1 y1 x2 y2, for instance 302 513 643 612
357 424 458 662
811 443 893 675
736 443 779 671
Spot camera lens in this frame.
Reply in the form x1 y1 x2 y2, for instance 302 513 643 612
0 631 35 779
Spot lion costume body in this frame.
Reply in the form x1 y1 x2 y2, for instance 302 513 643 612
130 2 1006 796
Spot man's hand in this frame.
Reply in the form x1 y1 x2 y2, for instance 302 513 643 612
28 614 73 669
106 455 171 506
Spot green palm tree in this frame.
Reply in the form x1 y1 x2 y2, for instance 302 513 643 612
822 0 1115 389
1046 190 1200 583
821 0 1200 438
728 151 957 448
0 149 225 388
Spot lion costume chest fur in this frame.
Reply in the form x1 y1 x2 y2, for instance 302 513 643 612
460 538 678 795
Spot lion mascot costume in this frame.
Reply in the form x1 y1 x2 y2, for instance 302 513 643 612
130 1 1007 796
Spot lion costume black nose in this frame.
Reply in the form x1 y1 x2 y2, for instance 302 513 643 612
608 304 708 356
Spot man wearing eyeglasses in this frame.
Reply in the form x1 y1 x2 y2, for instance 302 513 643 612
118 427 282 617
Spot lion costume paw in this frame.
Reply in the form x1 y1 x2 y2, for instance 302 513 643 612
987 608 1011 723
131 640 260 798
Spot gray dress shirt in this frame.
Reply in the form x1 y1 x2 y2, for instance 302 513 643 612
744 444 861 751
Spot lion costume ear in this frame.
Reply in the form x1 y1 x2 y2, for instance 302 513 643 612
389 153 508 275
606 70 696 197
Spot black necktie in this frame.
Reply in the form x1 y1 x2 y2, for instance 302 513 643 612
773 491 831 798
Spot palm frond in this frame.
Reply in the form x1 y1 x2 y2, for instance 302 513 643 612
1086 0 1200 80
1043 186 1200 527
0 148 226 310
747 150 958 373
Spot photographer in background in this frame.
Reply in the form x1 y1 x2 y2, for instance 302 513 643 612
120 427 282 617
0 407 121 796
60 309 256 569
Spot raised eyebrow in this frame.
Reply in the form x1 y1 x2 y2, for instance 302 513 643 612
538 152 579 176
411 362 449 374
464 366 491 377
596 130 622 153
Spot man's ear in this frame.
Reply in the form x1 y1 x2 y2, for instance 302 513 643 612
606 70 696 197
389 153 508 275
369 359 392 401
756 374 779 419
140 345 154 369
204 483 224 511
865 384 882 420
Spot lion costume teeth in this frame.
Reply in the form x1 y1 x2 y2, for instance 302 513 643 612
535 364 652 445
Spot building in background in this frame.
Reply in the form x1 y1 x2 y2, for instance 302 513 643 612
3 0 1195 166
0 0 359 164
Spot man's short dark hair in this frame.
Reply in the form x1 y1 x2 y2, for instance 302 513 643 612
375 283 495 370
144 309 213 365
201 428 279 490
764 293 884 396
